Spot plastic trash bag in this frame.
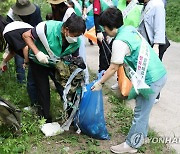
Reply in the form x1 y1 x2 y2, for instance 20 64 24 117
74 72 110 140
85 16 94 30
40 122 64 137
0 97 21 131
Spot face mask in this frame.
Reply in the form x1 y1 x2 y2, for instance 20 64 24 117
65 36 78 43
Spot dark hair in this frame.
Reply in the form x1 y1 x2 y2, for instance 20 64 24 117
0 15 9 34
63 13 86 34
0 15 8 52
51 3 68 21
67 0 75 8
99 7 123 31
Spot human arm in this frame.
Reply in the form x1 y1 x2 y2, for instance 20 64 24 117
91 40 130 91
153 43 159 55
22 30 39 55
22 29 49 64
0 51 15 70
91 63 120 91
23 46 29 65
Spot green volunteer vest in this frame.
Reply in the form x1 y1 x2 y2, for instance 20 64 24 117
118 0 143 28
115 26 167 85
85 1 93 16
123 5 143 28
74 0 82 16
29 20 80 67
100 0 114 12
117 0 126 10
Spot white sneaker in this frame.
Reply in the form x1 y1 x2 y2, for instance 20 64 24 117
154 98 160 104
111 82 119 90
110 142 137 154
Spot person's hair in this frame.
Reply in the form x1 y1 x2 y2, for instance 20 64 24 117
51 2 68 21
63 13 86 34
0 15 8 52
99 7 123 31
67 0 75 8
0 15 9 34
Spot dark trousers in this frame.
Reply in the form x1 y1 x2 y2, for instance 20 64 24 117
97 33 113 72
30 61 63 123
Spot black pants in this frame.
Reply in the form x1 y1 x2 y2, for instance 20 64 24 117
30 61 63 123
97 32 113 72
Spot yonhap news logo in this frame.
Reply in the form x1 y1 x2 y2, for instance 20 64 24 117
145 137 180 144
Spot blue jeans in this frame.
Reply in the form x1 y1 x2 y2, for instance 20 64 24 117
79 35 89 84
27 64 38 106
14 54 25 83
126 74 167 148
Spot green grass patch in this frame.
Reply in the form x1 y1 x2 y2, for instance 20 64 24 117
166 0 180 42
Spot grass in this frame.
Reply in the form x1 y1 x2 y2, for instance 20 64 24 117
0 63 175 153
166 0 180 42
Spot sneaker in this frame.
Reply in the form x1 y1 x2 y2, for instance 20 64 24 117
110 142 137 154
111 82 119 90
154 98 160 104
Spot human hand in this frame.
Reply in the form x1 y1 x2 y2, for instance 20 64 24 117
153 44 159 56
0 60 7 72
82 14 87 20
35 51 49 64
97 32 104 42
91 81 103 91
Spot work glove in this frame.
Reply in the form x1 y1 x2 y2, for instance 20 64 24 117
97 32 104 42
35 51 49 64
2 49 9 59
153 44 159 56
91 81 103 91
82 14 87 20
0 60 7 71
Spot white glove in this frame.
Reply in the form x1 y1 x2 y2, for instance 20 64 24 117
0 60 7 71
153 44 159 56
91 81 103 91
35 51 49 64
97 32 104 42
2 50 9 59
82 14 87 20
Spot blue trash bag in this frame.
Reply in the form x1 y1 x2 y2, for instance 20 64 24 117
85 16 94 30
74 71 110 140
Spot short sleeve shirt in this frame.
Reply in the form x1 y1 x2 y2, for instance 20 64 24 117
111 40 130 64
3 21 33 57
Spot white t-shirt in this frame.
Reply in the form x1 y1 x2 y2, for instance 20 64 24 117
111 40 130 64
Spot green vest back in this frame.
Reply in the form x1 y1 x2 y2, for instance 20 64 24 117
85 1 93 16
29 20 80 67
118 0 143 28
74 0 82 16
117 0 126 10
115 26 166 84
100 0 115 12
123 5 143 28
